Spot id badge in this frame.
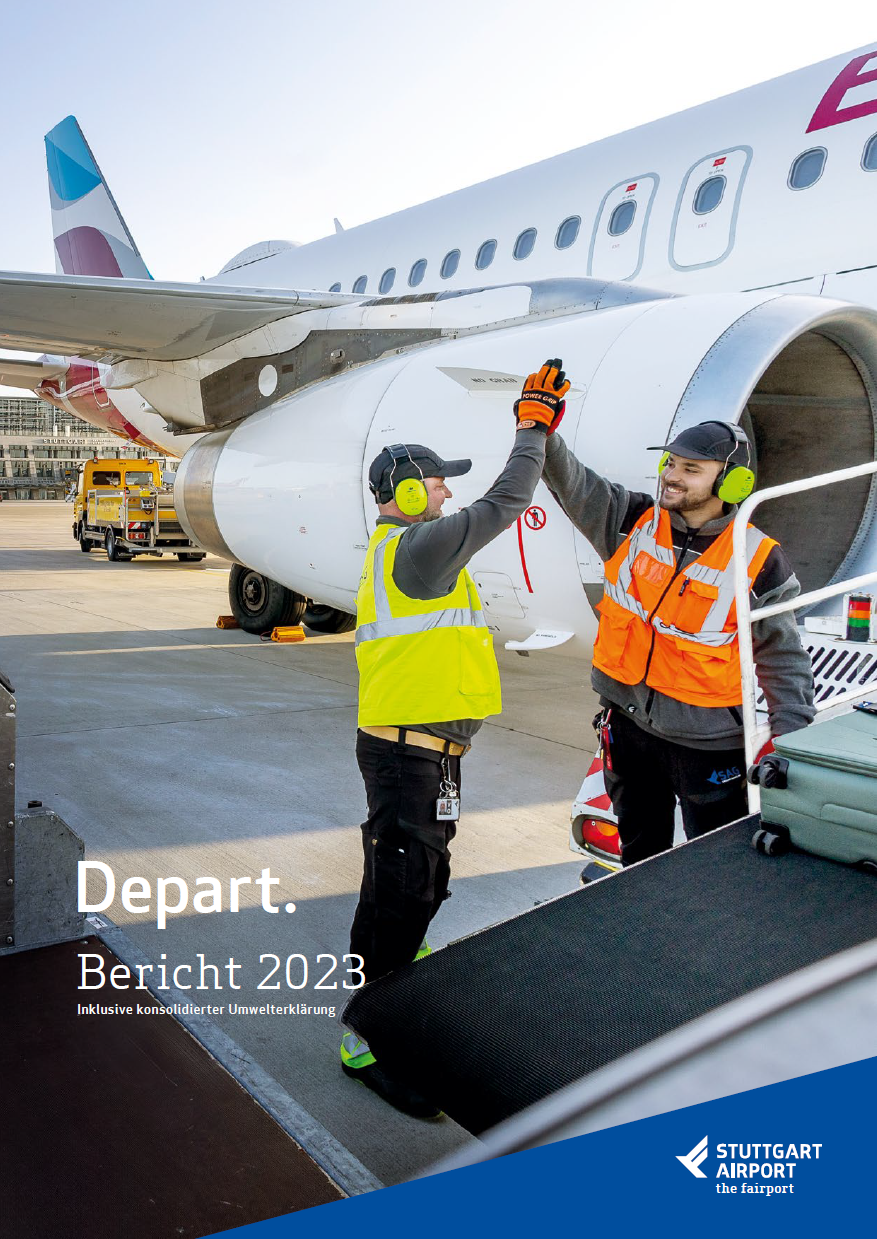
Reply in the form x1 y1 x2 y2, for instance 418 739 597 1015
436 797 460 820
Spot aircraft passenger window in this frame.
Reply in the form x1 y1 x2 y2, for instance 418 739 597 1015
788 148 826 190
513 228 537 260
475 239 497 270
862 134 877 171
555 216 581 249
408 259 427 287
352 275 368 293
379 267 396 294
329 282 341 293
440 249 460 279
608 200 636 236
692 175 726 214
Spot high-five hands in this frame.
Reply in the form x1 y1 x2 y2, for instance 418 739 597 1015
513 359 571 435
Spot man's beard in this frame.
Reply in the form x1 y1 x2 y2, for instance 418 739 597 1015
421 509 443 522
659 483 709 512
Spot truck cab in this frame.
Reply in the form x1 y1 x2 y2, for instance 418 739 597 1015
73 458 205 562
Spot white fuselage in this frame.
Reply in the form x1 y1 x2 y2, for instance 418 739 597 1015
208 47 877 311
29 44 877 652
168 46 877 644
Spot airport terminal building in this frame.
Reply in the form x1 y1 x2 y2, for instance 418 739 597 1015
0 396 159 500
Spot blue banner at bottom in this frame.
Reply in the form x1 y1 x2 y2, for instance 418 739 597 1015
213 1055 875 1239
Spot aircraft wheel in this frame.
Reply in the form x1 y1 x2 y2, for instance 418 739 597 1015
78 524 92 553
229 564 306 634
302 603 356 634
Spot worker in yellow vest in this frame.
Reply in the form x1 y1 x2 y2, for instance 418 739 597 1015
542 419 815 867
341 360 570 1117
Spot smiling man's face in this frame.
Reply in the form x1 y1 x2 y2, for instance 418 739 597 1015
659 453 724 518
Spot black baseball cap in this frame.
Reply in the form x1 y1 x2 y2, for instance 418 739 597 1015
648 420 750 466
368 443 472 502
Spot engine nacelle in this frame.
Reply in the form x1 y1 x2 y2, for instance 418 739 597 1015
175 290 877 652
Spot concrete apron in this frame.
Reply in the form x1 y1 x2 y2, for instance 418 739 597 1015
0 502 594 1185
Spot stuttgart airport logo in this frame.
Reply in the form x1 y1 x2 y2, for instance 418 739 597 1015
677 1135 709 1178
675 1135 823 1193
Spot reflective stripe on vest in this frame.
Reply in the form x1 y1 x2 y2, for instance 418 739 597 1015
593 506 778 708
651 526 768 646
355 524 501 727
355 527 488 645
603 513 770 648
602 506 673 622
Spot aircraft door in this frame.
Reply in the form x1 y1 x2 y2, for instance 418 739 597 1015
471 571 526 619
588 175 658 282
670 147 752 270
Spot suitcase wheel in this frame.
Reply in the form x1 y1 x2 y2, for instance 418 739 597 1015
752 827 790 857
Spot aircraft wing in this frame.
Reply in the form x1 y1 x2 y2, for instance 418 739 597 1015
0 271 358 364
0 356 67 388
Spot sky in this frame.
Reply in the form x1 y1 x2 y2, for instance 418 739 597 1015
1 0 876 392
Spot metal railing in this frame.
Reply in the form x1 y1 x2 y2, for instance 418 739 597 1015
1 677 15 946
734 460 877 811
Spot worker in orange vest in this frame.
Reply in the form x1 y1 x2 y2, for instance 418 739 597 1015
543 419 815 865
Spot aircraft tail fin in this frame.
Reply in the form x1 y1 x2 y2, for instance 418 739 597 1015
45 116 152 279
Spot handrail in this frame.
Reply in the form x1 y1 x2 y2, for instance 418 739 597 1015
0 678 15 946
733 459 877 809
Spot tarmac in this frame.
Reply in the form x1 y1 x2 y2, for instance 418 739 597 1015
0 501 598 1186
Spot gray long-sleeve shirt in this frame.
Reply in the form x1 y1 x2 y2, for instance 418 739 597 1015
542 432 816 749
373 427 547 746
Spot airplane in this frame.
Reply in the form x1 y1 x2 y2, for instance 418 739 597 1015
0 118 191 456
2 44 877 649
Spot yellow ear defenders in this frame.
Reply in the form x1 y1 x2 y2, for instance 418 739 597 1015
386 444 428 516
710 422 755 504
658 424 755 504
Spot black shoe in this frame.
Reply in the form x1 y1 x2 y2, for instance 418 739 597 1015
341 1061 442 1119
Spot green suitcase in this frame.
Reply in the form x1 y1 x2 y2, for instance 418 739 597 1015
756 706 877 865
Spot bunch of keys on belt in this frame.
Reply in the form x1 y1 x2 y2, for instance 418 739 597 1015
599 707 613 771
436 755 460 820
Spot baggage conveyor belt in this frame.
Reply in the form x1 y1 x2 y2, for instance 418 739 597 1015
344 816 877 1135
1 937 344 1238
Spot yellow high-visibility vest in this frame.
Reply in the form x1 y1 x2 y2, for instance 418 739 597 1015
355 524 502 727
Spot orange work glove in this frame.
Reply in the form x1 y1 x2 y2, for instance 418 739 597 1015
513 358 571 434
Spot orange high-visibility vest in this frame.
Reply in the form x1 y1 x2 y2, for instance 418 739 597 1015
593 506 777 708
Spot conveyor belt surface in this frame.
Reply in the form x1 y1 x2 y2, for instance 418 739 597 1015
1 938 343 1238
344 817 877 1133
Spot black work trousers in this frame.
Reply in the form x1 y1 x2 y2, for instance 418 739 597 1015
602 709 748 867
350 731 461 985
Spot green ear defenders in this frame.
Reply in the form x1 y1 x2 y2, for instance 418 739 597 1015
386 444 428 516
710 422 755 504
716 462 756 504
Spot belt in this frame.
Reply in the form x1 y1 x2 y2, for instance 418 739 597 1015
360 725 469 757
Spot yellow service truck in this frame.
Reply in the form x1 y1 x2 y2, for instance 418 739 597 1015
72 458 205 562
